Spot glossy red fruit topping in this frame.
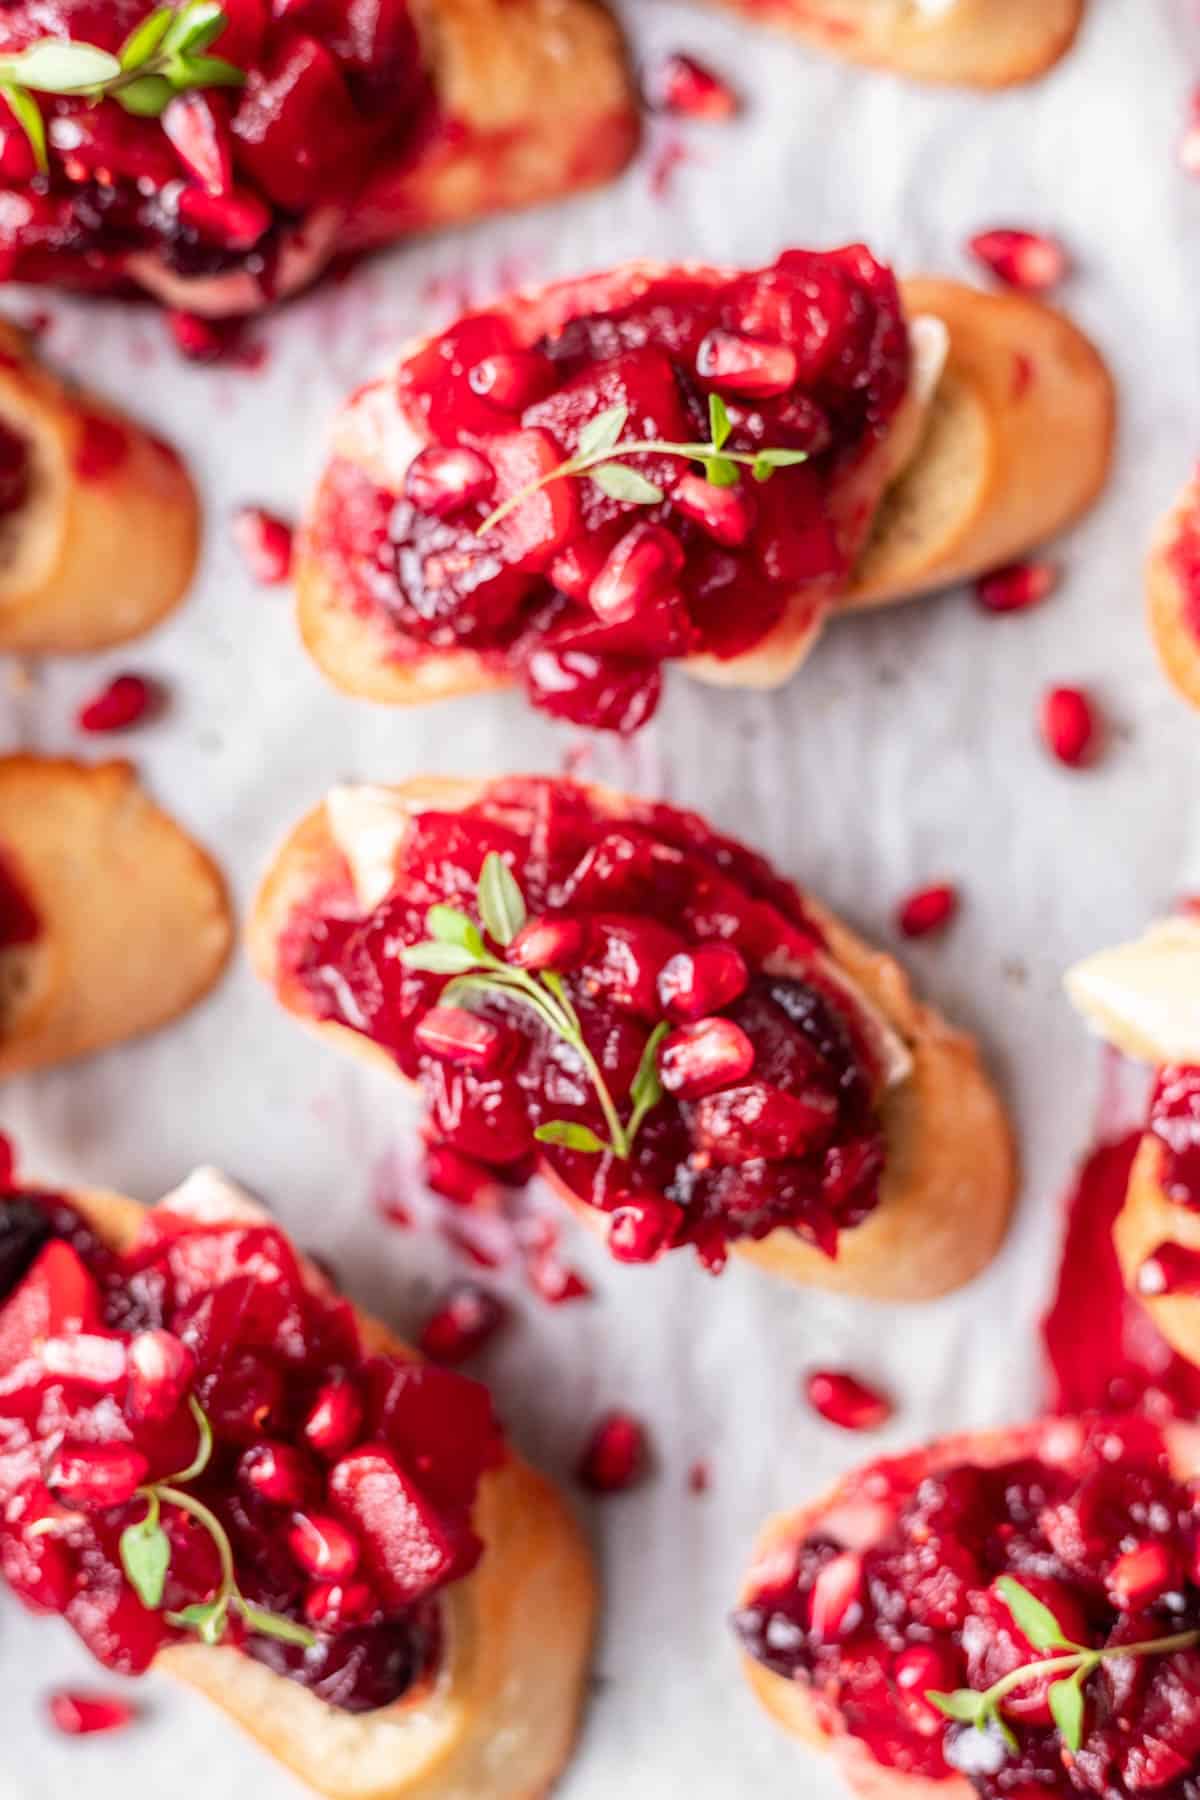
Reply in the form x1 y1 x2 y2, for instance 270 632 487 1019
47 1691 135 1737
696 329 797 397
670 471 755 546
805 1368 893 1431
469 352 553 411
239 1441 312 1507
303 1379 365 1460
47 1445 149 1509
288 1512 362 1581
896 883 959 939
233 506 294 585
405 446 494 519
303 1578 375 1630
507 915 588 972
162 92 234 193
975 561 1058 614
0 1131 14 1187
1107 1543 1175 1609
1041 684 1100 767
647 52 738 121
608 1196 683 1262
177 183 272 248
659 1017 756 1099
75 673 161 733
414 1007 509 1071
328 1446 470 1605
657 943 749 1020
418 1283 507 1362
577 1412 648 1492
968 229 1069 293
167 310 239 363
589 522 684 625
126 1330 196 1424
808 1550 863 1642
1138 1241 1200 1297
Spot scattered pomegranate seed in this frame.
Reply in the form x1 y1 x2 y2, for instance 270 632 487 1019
590 523 684 625
975 561 1058 614
671 471 755 546
507 915 588 972
647 51 738 121
238 1441 312 1508
47 1444 148 1509
658 943 749 1020
659 1016 756 1099
288 1512 362 1581
896 883 960 940
126 1330 196 1424
75 673 161 733
696 330 797 398
1107 1542 1174 1609
809 1550 864 1641
1040 684 1101 767
577 1411 648 1493
0 1130 14 1187
232 506 294 585
609 1195 683 1262
1180 88 1200 177
167 308 236 362
805 1369 894 1432
406 445 494 518
47 1692 135 1737
414 1007 508 1071
303 1579 375 1629
419 1282 507 1362
303 1379 364 1460
968 228 1069 293
468 351 552 411
687 1458 711 1495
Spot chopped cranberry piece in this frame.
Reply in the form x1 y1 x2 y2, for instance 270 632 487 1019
1107 1543 1175 1609
329 1445 470 1605
523 647 662 734
418 1283 507 1362
696 330 797 398
406 446 494 519
609 1196 683 1262
671 472 754 546
968 229 1069 293
167 310 240 363
659 1016 756 1099
414 1007 509 1070
809 1550 863 1642
658 943 749 1020
975 561 1058 614
693 1082 836 1164
589 522 684 625
507 915 588 972
239 1441 313 1508
577 1412 648 1493
47 1444 148 1509
1041 684 1100 767
0 1241 101 1367
177 184 272 249
423 1144 504 1210
896 883 959 939
47 1692 135 1737
232 506 294 585
805 1368 893 1431
126 1330 196 1425
75 674 161 734
468 351 554 411
162 92 234 193
1138 1241 1200 1297
647 52 739 121
288 1512 362 1581
303 1378 365 1460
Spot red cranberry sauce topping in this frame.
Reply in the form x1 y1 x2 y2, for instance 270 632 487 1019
1167 490 1200 645
0 847 39 950
283 779 894 1272
0 1 428 292
0 1189 504 1710
735 1418 1200 1797
1149 1067 1200 1209
311 250 911 731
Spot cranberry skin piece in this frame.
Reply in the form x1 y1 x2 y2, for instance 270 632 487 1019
239 1441 313 1508
657 944 749 1021
232 31 365 211
647 51 739 120
328 1444 467 1606
75 674 161 733
975 560 1058 613
419 1282 507 1363
47 1444 149 1509
414 1006 509 1071
507 915 587 973
200 1350 285 1443
805 1369 893 1432
693 1082 837 1164
659 1016 756 1099
577 916 687 1020
671 472 755 547
1041 685 1100 767
577 1412 648 1493
162 91 233 192
47 1692 135 1737
421 1063 533 1166
1 1482 75 1612
468 351 554 411
1106 1542 1175 1609
608 1196 682 1262
303 1379 365 1461
523 648 662 735
968 228 1069 293
696 330 798 398
809 1551 863 1642
126 1329 196 1425
289 1513 362 1581
589 522 685 625
487 428 579 572
896 883 960 939
405 446 494 519
232 506 294 585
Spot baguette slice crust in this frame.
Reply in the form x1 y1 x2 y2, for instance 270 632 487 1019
0 757 232 1078
1146 468 1200 711
51 1181 597 1800
739 1416 1200 1798
721 0 1084 89
248 776 1015 1301
0 320 199 653
295 274 1112 709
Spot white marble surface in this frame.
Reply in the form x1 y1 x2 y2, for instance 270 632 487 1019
2 0 1200 1792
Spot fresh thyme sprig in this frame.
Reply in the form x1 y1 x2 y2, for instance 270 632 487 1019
116 1396 316 1651
927 1575 1200 1756
475 393 809 537
400 852 668 1160
0 4 245 172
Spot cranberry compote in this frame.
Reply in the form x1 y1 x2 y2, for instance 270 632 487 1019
735 1418 1200 1798
0 0 427 295
0 1187 504 1709
311 251 911 730
283 778 895 1271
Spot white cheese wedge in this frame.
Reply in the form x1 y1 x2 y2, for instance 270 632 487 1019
1065 917 1200 1065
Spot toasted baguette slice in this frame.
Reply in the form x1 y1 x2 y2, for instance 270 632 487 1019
739 1416 1200 1796
1113 1134 1200 1371
32 1177 596 1800
295 274 1112 709
248 777 1015 1301
0 757 231 1078
1146 467 1200 710
718 0 1083 88
0 321 199 653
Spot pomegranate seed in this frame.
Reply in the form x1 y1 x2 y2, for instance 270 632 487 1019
809 1550 863 1641
303 1578 375 1629
589 523 684 625
806 1369 893 1432
163 92 232 192
975 561 1058 613
609 1195 683 1262
577 1412 648 1493
414 1007 507 1071
968 228 1068 293
76 673 160 733
178 183 271 249
696 330 797 398
658 944 749 1021
238 1441 312 1508
41 1333 127 1387
1041 685 1100 767
548 537 612 602
671 471 755 546
507 915 588 972
896 883 960 939
468 352 553 411
303 1379 364 1460
419 1282 507 1362
659 1016 756 1099
47 1444 148 1509
1107 1543 1174 1609
167 309 232 362
424 1144 503 1210
405 445 494 518
647 51 738 121
693 1082 837 1163
0 1130 14 1187
527 1251 592 1304
688 1459 711 1494
127 1330 196 1424
288 1512 361 1580
232 506 293 585
47 1692 134 1737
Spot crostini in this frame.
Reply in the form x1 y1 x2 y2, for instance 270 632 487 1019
295 253 1113 731
1068 915 1200 1370
0 320 198 653
736 1412 1200 1797
0 756 231 1077
716 0 1085 89
249 775 1015 1297
1146 467 1200 711
0 0 638 319
0 1166 596 1798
